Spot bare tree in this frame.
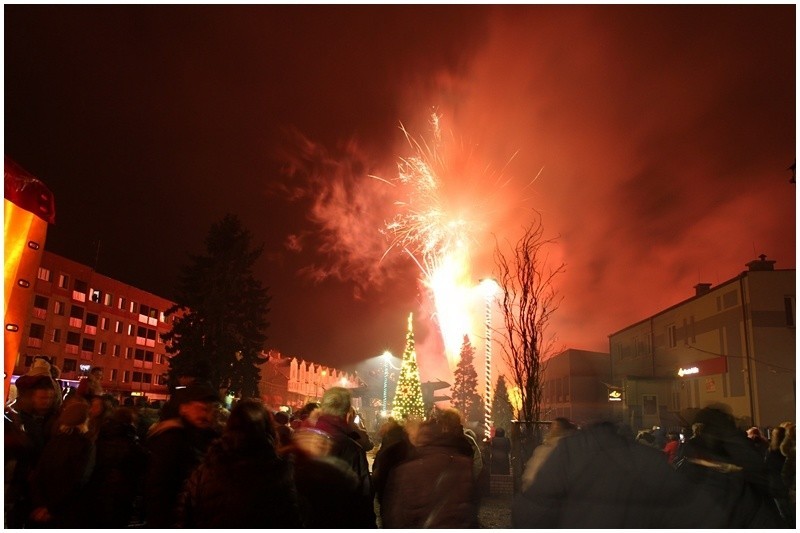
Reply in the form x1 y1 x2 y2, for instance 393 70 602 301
493 212 564 460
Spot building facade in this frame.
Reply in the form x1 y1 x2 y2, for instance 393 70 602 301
609 255 795 430
541 348 613 425
11 251 176 401
259 349 360 412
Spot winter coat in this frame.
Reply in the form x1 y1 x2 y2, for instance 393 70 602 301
314 414 376 527
177 442 302 528
382 441 478 528
144 418 218 528
30 430 95 527
512 422 769 529
490 435 511 474
86 417 147 527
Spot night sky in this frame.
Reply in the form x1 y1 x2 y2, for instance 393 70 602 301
5 5 796 382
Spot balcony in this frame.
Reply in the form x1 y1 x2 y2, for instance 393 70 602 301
80 350 93 360
68 317 83 329
32 307 47 320
136 336 146 346
27 338 43 348
65 345 79 354
84 325 97 336
72 291 86 302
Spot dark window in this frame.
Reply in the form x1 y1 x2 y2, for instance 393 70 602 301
66 332 81 346
135 349 145 361
33 295 49 309
82 338 95 352
86 313 99 327
29 323 45 339
74 279 88 294
63 358 77 372
142 373 152 384
70 305 84 319
137 326 147 338
132 371 142 383
24 355 35 367
146 329 157 341
145 351 154 362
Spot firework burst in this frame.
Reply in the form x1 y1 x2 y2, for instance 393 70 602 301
374 113 488 370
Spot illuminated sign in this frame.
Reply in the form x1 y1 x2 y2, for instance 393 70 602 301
130 391 144 396
79 364 91 372
607 387 623 402
677 357 727 378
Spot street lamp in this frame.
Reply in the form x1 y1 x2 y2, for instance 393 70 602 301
479 277 500 441
381 350 392 416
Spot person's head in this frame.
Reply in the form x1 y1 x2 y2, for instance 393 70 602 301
222 399 277 454
667 431 680 442
495 427 506 438
28 357 52 377
274 410 290 426
691 422 704 437
26 376 57 415
769 426 786 451
320 387 351 419
175 382 220 430
58 399 90 434
90 367 103 379
746 427 764 440
432 408 463 433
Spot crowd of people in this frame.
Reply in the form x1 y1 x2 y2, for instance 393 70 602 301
4 358 796 529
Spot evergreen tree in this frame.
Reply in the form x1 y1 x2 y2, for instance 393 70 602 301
451 335 479 422
491 375 514 433
162 214 270 399
392 313 425 420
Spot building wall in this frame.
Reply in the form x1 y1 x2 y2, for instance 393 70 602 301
13 251 175 401
609 260 795 430
541 349 612 425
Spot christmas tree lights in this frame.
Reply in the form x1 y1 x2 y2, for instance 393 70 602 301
391 313 426 420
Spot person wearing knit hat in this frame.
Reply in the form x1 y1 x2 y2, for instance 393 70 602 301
16 357 63 410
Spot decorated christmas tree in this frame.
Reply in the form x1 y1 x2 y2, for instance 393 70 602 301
391 313 426 420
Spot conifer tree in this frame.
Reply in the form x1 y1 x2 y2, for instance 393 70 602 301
163 214 270 399
491 374 515 433
392 313 425 419
451 335 480 421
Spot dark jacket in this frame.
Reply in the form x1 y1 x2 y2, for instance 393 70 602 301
144 418 218 528
86 417 148 527
490 435 511 474
289 447 365 528
177 441 302 528
512 423 780 529
382 435 478 528
30 430 96 527
314 414 376 528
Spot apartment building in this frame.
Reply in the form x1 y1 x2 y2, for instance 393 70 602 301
609 255 795 430
12 251 176 401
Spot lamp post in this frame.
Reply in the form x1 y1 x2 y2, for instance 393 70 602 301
479 277 500 441
381 350 392 416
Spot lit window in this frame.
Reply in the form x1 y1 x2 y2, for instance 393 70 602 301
37 267 51 282
58 274 69 289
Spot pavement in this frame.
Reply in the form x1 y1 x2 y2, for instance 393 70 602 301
478 493 514 529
